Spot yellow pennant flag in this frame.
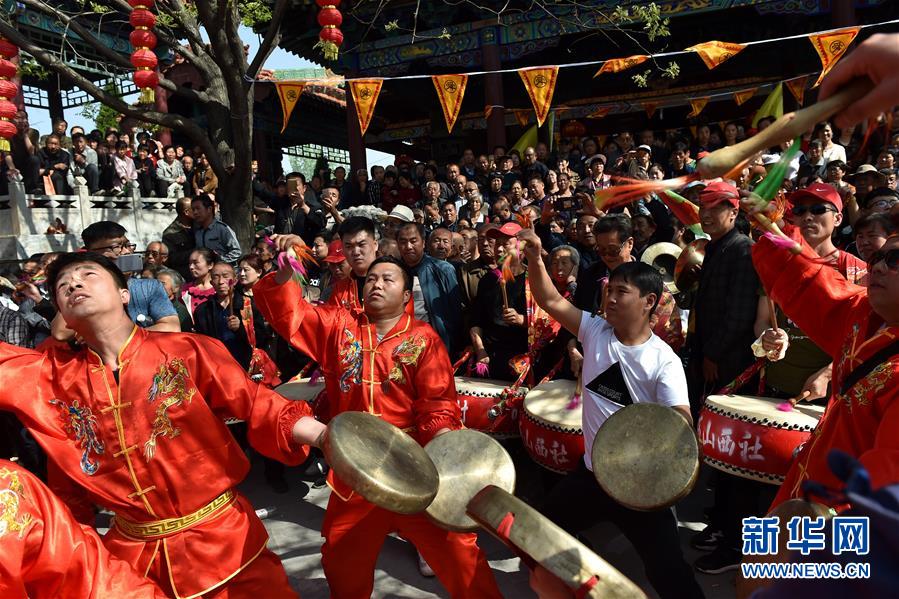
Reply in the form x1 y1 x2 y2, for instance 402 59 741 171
785 76 809 106
432 74 468 134
733 88 758 106
688 97 709 118
686 41 746 70
349 79 384 137
752 83 783 128
275 82 305 133
587 106 613 119
643 102 659 119
809 27 860 87
594 55 650 78
519 67 559 127
514 109 531 128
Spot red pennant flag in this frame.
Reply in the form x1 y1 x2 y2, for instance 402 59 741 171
809 27 860 87
688 97 709 118
643 102 659 119
518 67 559 127
784 76 809 106
733 88 758 106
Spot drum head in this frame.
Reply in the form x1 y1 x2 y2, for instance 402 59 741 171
591 404 699 511
524 379 581 430
424 429 515 532
467 486 647 599
322 411 438 514
275 378 325 402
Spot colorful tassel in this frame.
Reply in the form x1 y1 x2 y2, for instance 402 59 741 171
475 362 490 377
661 190 701 226
566 392 582 410
776 401 794 412
594 174 698 213
276 243 319 285
762 231 802 254
753 137 802 204
309 369 322 385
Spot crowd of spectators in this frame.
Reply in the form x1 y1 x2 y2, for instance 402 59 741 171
2 106 899 572
0 112 218 198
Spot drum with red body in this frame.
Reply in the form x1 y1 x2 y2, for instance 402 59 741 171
276 377 330 422
454 377 526 438
698 394 824 484
520 379 584 473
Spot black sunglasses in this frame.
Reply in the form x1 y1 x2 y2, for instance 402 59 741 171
791 204 837 216
867 248 899 271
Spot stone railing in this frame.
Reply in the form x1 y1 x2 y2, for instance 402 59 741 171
0 181 176 261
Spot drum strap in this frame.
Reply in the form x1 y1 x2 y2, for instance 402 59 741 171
839 339 899 396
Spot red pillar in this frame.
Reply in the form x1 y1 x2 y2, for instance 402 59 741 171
346 77 367 175
483 32 506 152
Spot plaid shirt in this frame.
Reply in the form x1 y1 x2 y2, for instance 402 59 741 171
691 227 760 383
0 305 33 348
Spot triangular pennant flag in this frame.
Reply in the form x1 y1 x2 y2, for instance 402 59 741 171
688 97 709 118
733 88 758 106
431 74 468 134
275 82 305 133
594 55 650 78
514 109 531 128
785 76 809 106
518 67 559 127
643 102 659 119
752 83 783 127
686 41 746 70
349 79 383 137
809 27 860 87
587 106 612 119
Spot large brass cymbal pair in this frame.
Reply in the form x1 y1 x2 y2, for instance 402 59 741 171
320 411 515 525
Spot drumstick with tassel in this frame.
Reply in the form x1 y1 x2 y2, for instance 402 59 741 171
768 299 807 413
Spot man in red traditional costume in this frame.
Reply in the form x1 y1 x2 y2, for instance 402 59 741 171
752 228 899 510
328 216 379 313
0 459 166 599
255 235 503 599
0 252 327 598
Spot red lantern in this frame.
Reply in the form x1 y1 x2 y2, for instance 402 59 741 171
130 49 158 69
316 2 343 61
0 59 16 79
129 9 156 29
130 30 157 50
0 120 16 139
318 7 342 27
0 79 16 99
134 69 159 90
0 39 18 59
128 0 155 7
0 100 16 120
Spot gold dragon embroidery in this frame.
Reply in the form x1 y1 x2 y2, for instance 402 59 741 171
0 467 33 539
389 335 427 384
841 361 895 412
145 359 196 460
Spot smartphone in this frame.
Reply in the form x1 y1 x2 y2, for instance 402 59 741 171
288 178 299 196
116 253 144 273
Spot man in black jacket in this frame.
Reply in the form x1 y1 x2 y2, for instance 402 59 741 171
254 172 325 245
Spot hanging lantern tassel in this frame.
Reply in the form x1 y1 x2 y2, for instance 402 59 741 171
129 0 158 104
316 0 344 61
0 38 19 152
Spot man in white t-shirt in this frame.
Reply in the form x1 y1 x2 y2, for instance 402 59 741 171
518 228 704 599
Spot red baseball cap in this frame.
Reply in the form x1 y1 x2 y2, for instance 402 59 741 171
699 181 740 208
789 182 843 213
324 240 346 263
486 222 522 239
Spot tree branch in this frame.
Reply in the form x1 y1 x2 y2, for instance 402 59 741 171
246 0 289 80
18 0 133 71
0 19 219 162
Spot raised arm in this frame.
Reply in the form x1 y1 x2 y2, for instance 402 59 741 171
516 228 583 337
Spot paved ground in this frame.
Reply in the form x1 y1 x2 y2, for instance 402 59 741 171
239 454 739 599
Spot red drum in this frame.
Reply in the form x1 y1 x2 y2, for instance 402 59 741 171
698 394 824 484
455 377 526 438
276 377 330 422
520 380 583 473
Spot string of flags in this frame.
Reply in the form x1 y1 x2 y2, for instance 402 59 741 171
273 23 867 136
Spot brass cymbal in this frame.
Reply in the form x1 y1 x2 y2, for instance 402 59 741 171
591 404 699 511
424 429 516 532
467 486 647 599
673 238 708 293
640 242 682 294
322 411 438 514
736 499 832 599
